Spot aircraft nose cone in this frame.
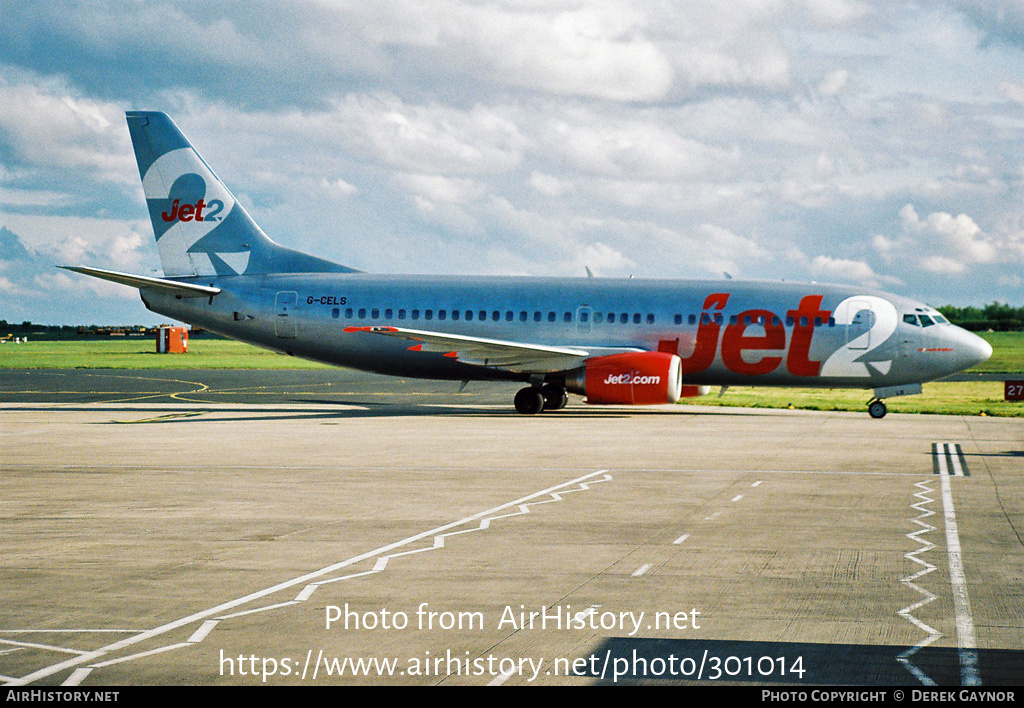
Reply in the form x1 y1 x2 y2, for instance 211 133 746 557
949 327 992 371
967 331 993 368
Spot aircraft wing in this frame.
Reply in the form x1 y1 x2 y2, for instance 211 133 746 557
344 325 600 374
59 266 221 298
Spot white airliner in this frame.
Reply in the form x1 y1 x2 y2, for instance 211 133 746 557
63 112 992 417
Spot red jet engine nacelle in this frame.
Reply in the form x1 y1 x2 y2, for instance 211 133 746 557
566 351 685 405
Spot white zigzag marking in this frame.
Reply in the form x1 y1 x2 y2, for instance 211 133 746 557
10 471 613 686
292 475 613 600
896 480 941 686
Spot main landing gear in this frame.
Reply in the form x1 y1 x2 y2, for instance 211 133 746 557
514 383 568 414
867 398 887 419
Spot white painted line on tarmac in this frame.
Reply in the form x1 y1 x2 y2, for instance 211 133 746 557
0 629 140 634
9 469 613 686
672 533 690 545
0 639 86 655
731 495 743 502
487 668 516 686
751 480 763 487
61 668 92 687
940 473 980 686
632 564 653 577
187 620 219 643
88 642 193 668
933 443 970 477
896 480 940 686
216 601 299 620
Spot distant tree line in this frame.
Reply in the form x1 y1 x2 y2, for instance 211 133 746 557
0 321 225 340
938 302 1024 331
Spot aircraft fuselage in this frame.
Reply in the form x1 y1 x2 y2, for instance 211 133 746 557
141 272 989 390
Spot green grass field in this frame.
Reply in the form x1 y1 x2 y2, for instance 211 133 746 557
0 331 1020 416
686 381 1021 417
968 331 1024 373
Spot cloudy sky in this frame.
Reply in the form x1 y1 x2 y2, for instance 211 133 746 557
1 1 1023 325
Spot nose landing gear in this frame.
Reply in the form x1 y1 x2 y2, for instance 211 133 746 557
867 398 887 419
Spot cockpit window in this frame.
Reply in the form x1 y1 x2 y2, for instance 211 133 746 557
933 314 948 324
918 315 935 327
903 314 919 326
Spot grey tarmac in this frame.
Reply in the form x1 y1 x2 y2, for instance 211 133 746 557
0 369 1021 686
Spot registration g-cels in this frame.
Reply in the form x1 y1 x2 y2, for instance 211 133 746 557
326 603 702 637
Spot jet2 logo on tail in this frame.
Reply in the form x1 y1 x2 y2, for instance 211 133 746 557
161 198 225 222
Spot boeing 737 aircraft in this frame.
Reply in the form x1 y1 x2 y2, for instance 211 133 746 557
64 112 992 416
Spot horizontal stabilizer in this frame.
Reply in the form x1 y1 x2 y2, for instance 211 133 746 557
59 266 221 298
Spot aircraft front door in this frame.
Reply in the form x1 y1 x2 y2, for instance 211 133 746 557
846 299 875 350
275 291 298 338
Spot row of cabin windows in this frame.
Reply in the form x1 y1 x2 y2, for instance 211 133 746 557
330 307 654 324
329 307 837 328
674 313 837 328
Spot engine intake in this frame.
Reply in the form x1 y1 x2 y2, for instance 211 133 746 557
565 351 685 405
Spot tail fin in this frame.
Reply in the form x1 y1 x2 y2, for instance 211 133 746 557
126 112 355 277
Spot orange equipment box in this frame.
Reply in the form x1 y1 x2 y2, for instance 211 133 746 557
156 326 188 353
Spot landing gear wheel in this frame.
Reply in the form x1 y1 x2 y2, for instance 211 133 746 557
868 399 887 419
540 384 568 411
514 387 545 415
